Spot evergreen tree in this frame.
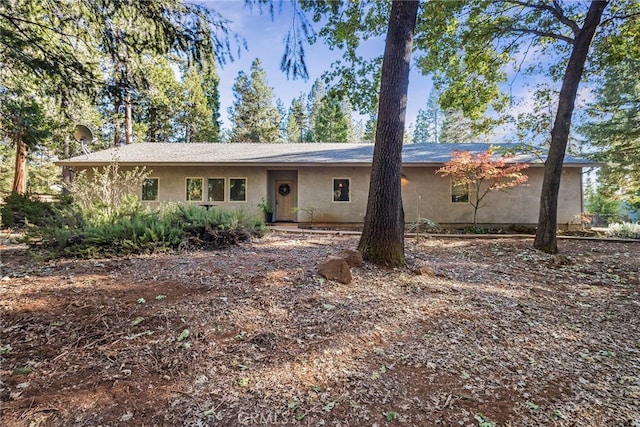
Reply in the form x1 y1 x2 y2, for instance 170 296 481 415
413 109 431 143
314 97 348 142
351 118 366 143
201 63 222 141
0 83 51 194
134 57 181 142
439 109 482 143
1 0 234 192
363 115 377 143
305 79 326 142
342 99 355 142
413 89 443 143
357 0 418 266
179 65 220 142
286 94 307 143
581 18 640 210
228 58 281 142
276 98 287 142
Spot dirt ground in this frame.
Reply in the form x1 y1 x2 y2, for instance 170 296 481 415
1 231 639 427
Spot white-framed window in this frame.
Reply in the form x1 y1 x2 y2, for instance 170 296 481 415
229 177 247 202
207 178 225 202
186 177 204 201
141 178 159 201
333 178 350 202
451 180 469 203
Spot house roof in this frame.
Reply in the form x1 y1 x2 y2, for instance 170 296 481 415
56 142 595 167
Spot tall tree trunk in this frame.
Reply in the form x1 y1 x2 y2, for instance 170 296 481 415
62 136 73 192
124 87 133 144
12 140 28 194
534 0 608 253
357 0 418 266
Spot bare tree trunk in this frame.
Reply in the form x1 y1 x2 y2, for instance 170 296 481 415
534 0 608 253
357 0 419 266
62 136 73 192
12 140 28 194
124 87 133 144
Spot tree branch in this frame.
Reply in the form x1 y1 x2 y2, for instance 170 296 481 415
503 26 574 44
599 10 640 28
504 0 581 36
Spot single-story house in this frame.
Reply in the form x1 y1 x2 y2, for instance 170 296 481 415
56 142 594 229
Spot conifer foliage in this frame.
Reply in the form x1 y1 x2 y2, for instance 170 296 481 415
228 59 282 142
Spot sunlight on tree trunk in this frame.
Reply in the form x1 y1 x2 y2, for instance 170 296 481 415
125 87 133 145
12 140 28 194
358 0 418 266
534 0 609 254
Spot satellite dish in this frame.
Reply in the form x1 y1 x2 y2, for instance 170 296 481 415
73 125 94 158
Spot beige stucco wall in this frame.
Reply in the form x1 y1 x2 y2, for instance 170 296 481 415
124 165 268 217
401 166 583 226
296 166 371 223
78 164 584 227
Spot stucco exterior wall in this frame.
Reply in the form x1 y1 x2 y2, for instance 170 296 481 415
124 165 268 217
401 166 583 226
296 166 371 223
79 163 583 227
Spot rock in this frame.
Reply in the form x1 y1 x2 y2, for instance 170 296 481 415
338 249 363 267
318 256 352 284
551 254 572 265
413 265 435 277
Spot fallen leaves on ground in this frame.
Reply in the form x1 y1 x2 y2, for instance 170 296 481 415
0 232 638 426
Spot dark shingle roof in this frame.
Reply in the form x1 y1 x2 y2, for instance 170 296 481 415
56 142 594 167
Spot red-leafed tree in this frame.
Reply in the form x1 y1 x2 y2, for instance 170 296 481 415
437 150 529 226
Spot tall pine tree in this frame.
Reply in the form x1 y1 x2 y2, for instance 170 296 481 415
314 97 348 142
286 94 307 143
228 59 281 142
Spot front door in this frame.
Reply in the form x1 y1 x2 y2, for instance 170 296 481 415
275 180 294 221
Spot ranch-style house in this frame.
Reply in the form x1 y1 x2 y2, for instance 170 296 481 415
57 142 594 229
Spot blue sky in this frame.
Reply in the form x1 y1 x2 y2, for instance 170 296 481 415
201 1 593 145
201 1 434 132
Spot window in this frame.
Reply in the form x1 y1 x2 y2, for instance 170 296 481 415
451 181 469 203
186 178 203 201
229 178 247 202
207 178 225 202
333 178 350 202
141 178 159 201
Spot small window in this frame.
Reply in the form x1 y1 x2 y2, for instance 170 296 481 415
229 178 247 202
333 178 350 202
207 178 225 202
186 178 203 201
451 181 469 203
142 178 159 201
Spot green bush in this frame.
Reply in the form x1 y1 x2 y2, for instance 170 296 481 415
1 193 56 228
606 222 640 239
168 204 266 249
464 225 490 234
28 203 266 258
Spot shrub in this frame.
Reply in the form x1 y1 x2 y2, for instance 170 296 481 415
1 193 56 228
70 160 149 224
407 217 440 233
464 225 490 234
606 222 640 239
29 203 266 258
168 204 266 249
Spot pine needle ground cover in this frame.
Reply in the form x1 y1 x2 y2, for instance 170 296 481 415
1 234 638 426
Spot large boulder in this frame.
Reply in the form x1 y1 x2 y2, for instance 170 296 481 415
318 256 353 284
337 249 363 267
